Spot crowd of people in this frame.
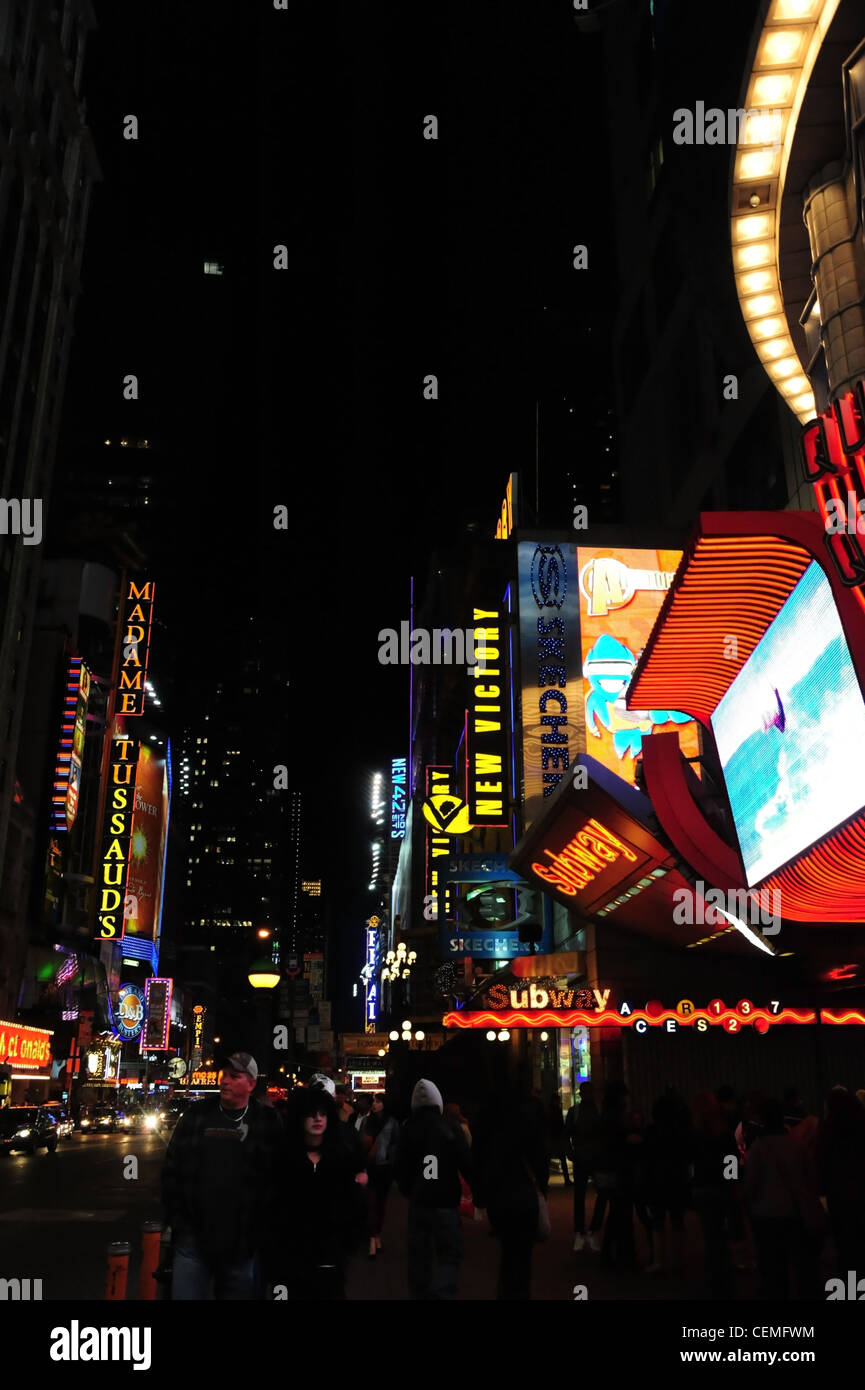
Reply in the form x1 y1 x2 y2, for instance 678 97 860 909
562 1079 865 1301
160 1051 865 1301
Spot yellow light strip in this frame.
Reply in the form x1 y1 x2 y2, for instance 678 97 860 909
731 0 841 423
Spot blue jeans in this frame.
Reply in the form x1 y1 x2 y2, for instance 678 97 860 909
172 1235 258 1300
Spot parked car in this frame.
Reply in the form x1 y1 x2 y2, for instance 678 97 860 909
78 1104 120 1133
42 1103 73 1139
0 1106 58 1154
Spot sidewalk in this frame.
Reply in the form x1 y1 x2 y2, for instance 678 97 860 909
346 1173 763 1301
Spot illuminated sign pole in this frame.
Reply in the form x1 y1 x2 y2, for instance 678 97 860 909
466 606 509 827
365 926 378 1034
91 576 154 942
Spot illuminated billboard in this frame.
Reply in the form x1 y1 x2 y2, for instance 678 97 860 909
97 728 139 939
141 977 172 1051
518 543 584 826
466 604 509 826
391 757 406 839
123 745 170 945
118 579 155 717
424 767 458 923
711 560 865 887
577 547 699 782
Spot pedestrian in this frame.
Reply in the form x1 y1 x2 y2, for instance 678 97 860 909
691 1091 735 1298
444 1100 472 1146
745 1097 825 1299
644 1089 692 1274
565 1081 606 1253
162 1053 282 1300
365 1092 399 1259
394 1078 473 1300
817 1086 865 1277
311 1073 367 1167
548 1092 571 1185
782 1086 807 1131
596 1082 639 1268
474 1091 550 1300
274 1085 369 1299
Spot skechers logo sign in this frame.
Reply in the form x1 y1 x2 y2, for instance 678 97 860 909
0 498 42 545
0 1277 42 1299
531 546 571 800
49 1322 151 1370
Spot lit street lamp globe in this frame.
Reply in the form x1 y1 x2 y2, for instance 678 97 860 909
248 957 280 989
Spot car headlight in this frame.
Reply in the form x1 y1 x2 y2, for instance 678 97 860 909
144 1115 158 1130
16 1129 31 1139
81 1119 90 1127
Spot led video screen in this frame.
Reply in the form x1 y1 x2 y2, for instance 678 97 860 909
711 561 865 886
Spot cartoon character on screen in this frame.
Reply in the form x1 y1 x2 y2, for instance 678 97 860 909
583 634 691 759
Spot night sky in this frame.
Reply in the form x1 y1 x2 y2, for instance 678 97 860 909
54 1 611 968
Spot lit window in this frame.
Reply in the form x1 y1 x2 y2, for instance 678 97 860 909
203 261 224 276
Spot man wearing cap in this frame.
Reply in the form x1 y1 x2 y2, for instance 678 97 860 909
162 1052 283 1298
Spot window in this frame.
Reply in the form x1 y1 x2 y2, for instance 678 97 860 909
203 261 224 276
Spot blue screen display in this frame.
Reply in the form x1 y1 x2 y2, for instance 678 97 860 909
711 561 865 887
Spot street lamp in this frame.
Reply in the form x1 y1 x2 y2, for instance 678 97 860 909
382 943 417 981
248 958 280 990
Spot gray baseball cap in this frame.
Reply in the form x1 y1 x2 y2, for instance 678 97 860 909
224 1052 258 1081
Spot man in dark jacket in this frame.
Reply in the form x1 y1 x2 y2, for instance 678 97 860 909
162 1052 283 1299
394 1078 472 1299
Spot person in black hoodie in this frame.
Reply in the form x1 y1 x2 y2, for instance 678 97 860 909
474 1091 550 1300
273 1086 368 1300
394 1078 473 1299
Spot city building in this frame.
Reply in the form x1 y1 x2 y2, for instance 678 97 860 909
0 0 99 1019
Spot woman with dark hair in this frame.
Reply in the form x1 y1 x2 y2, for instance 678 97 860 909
274 1087 368 1299
365 1092 399 1258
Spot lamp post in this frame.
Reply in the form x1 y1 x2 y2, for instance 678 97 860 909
248 956 280 1085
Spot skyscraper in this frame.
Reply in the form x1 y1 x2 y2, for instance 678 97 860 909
0 0 99 1015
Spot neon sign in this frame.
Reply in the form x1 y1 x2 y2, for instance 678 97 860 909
423 767 458 923
51 658 91 830
118 579 155 716
141 977 172 1051
391 757 407 839
365 927 377 1033
114 984 145 1042
494 472 518 540
801 386 865 603
97 733 139 939
466 606 508 826
0 1019 53 1068
443 1004 818 1032
517 543 584 827
531 817 638 895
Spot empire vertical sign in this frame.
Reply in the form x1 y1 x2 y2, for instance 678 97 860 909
466 606 509 825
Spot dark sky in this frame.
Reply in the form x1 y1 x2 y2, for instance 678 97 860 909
56 1 611 951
